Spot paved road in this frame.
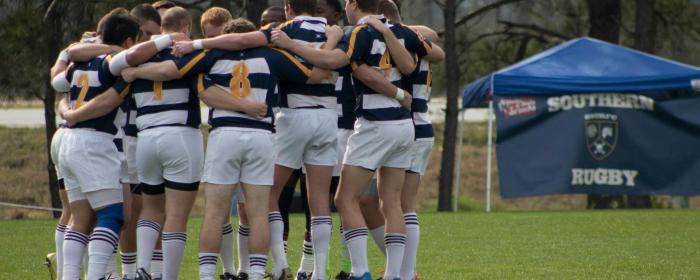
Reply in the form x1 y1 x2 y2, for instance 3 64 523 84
0 99 490 127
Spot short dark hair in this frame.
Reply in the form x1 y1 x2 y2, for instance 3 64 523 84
352 0 379 13
321 0 343 13
152 0 176 10
285 0 317 15
97 7 129 36
224 18 257 34
101 14 140 46
131 3 161 26
378 0 400 22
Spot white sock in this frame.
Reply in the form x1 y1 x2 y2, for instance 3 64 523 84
105 249 118 278
343 227 369 276
383 233 406 280
370 225 387 256
268 212 287 276
55 224 67 280
162 232 187 280
298 238 314 274
62 230 89 280
136 219 161 272
220 223 236 274
310 216 332 279
401 213 420 280
198 252 219 280
151 250 163 277
83 249 89 278
121 251 137 278
237 224 250 274
87 227 120 280
249 254 268 280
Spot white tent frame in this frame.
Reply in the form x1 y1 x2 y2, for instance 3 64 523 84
454 101 494 213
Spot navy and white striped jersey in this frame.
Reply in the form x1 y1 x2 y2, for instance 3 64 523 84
61 54 129 135
120 96 138 137
337 16 433 122
336 67 356 130
404 58 434 139
261 16 337 109
113 47 202 132
175 47 311 132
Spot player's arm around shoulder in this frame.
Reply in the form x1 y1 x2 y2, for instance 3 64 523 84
61 80 130 126
270 26 349 70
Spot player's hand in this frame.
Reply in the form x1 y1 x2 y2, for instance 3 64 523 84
171 41 194 57
271 30 293 50
61 110 78 127
121 67 137 82
325 25 343 44
244 102 268 120
366 16 390 34
169 33 189 42
400 91 413 110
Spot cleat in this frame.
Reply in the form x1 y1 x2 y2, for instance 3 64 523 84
296 271 311 280
237 272 248 280
275 268 292 280
135 268 152 280
220 272 237 280
334 271 351 280
45 252 57 280
349 272 372 280
122 275 135 280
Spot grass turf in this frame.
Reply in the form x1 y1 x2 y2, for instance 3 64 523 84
0 210 699 279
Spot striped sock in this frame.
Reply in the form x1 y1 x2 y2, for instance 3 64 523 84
383 233 407 280
298 236 314 274
62 230 89 280
121 251 137 278
136 219 161 272
55 224 67 280
86 227 120 280
338 224 351 273
311 216 332 279
237 224 250 274
401 213 420 280
220 223 236 274
198 252 219 280
249 254 268 280
162 232 187 280
268 212 287 276
151 249 163 277
343 227 369 276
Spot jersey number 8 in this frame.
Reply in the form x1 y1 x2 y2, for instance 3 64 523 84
230 63 251 98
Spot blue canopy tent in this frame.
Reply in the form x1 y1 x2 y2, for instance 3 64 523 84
460 37 700 211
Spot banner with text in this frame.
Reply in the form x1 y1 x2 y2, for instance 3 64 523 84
494 92 700 198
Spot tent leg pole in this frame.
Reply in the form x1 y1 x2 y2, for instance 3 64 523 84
486 101 494 213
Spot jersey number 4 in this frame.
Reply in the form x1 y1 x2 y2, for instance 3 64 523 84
230 63 251 98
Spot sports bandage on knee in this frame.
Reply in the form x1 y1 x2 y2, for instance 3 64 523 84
96 203 125 234
109 51 130 76
152 35 173 51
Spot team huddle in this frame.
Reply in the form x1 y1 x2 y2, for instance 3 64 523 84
48 0 444 279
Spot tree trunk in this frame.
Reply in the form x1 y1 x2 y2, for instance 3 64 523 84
245 0 268 27
628 0 656 209
586 0 625 209
44 0 62 218
438 0 460 211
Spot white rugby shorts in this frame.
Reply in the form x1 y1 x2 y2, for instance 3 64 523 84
136 126 204 186
343 118 414 170
275 108 338 168
202 128 275 186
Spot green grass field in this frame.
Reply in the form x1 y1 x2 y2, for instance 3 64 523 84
1 210 699 279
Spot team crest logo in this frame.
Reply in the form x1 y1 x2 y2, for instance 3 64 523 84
584 113 618 160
